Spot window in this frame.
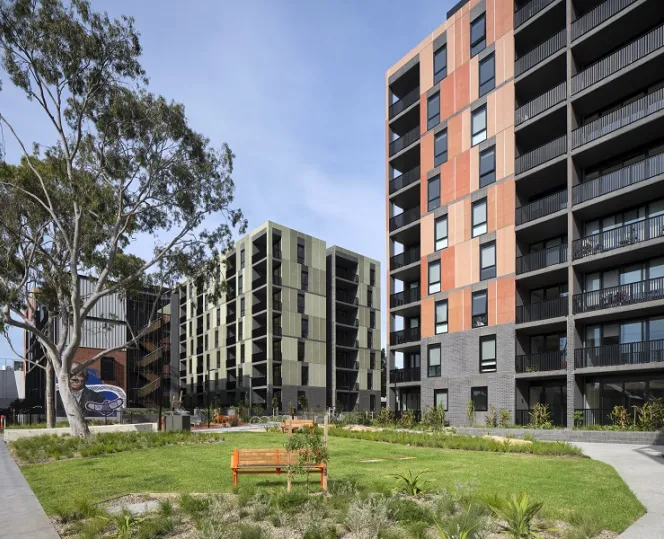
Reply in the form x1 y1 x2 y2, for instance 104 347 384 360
368 330 373 349
215 328 219 348
480 242 496 280
297 239 305 264
238 275 243 294
434 389 448 411
241 343 245 361
471 106 487 146
427 93 440 130
301 364 309 386
435 300 448 334
301 317 309 338
479 147 496 188
428 176 441 211
240 249 245 269
472 199 487 237
101 357 115 380
435 216 448 250
472 291 488 328
240 297 245 316
428 261 441 294
217 309 221 325
470 14 486 57
428 345 441 377
301 268 309 291
471 386 488 411
238 321 243 340
370 266 376 286
370 352 376 370
434 130 448 167
370 395 376 411
434 45 447 84
298 341 305 361
368 289 373 307
480 336 496 373
368 371 373 390
370 310 376 329
479 54 495 97
297 292 305 314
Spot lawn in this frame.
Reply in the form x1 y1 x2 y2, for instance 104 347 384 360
21 431 644 533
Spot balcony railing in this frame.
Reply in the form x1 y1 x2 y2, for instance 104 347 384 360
516 296 568 323
515 407 566 427
389 126 420 157
572 0 638 41
252 327 267 339
572 24 664 94
389 87 420 119
573 153 664 205
515 351 567 372
337 293 358 305
252 376 267 387
389 167 420 194
515 190 567 226
336 314 359 326
391 247 420 270
337 338 359 348
390 367 421 383
337 359 359 370
572 88 664 149
572 215 664 260
515 82 566 126
573 277 664 314
336 267 359 282
273 299 282 312
574 339 664 368
389 207 420 231
574 409 613 427
391 286 420 307
337 382 360 391
516 135 566 175
252 351 267 363
516 244 568 275
390 327 421 346
515 0 558 28
515 29 566 77
253 300 267 314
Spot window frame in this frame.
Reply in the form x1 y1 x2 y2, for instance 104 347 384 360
470 14 486 57
478 53 495 97
427 344 442 377
301 317 309 339
240 297 245 316
434 130 448 167
298 340 305 361
427 93 440 130
240 249 245 269
471 386 488 412
433 45 447 84
428 260 441 294
101 357 115 380
435 216 448 251
238 275 243 294
434 389 449 411
472 290 488 328
435 300 448 334
297 292 305 314
428 175 441 212
479 147 496 188
472 199 488 237
471 106 487 146
301 267 309 291
297 240 305 264
479 335 497 373
370 310 376 329
480 242 497 281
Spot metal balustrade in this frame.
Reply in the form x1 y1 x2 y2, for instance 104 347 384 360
572 24 664 94
572 153 664 205
389 126 420 156
515 135 566 175
516 244 568 274
573 277 664 313
390 327 421 346
572 0 638 41
515 83 566 126
572 88 664 149
389 87 420 119
389 166 420 194
515 351 567 372
515 189 567 225
389 207 420 231
391 247 421 269
390 286 421 307
390 367 421 383
515 0 558 28
516 296 568 323
515 29 566 77
572 215 664 259
574 339 664 368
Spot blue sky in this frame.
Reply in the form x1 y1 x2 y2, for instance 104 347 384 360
0 0 457 361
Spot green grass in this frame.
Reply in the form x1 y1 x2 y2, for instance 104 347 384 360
21 432 644 533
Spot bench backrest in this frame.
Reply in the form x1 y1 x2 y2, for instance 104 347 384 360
281 419 314 427
232 449 322 468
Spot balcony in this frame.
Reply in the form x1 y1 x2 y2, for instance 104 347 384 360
273 248 282 260
573 153 664 205
515 0 558 28
389 127 420 157
389 207 420 232
516 296 568 323
336 314 358 327
572 24 664 95
516 244 568 275
572 215 664 260
391 247 420 270
390 327 421 346
572 0 638 41
516 135 566 175
515 83 566 127
253 300 267 314
337 359 359 370
273 299 282 312
516 190 567 226
227 336 236 346
389 87 419 119
337 382 359 392
574 339 664 368
337 338 359 348
515 351 567 372
252 376 267 387
573 277 664 314
572 87 664 150
273 275 282 286
337 292 358 305
336 267 359 282
252 326 267 339
252 250 267 264
273 325 282 337
273 350 282 363
389 167 420 195
390 367 421 383
515 29 566 77
390 286 420 308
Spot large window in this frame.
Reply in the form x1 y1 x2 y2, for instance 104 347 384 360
435 216 448 250
297 292 305 314
370 310 376 329
434 130 448 167
472 290 488 328
472 106 487 146
470 14 486 57
471 386 488 411
480 336 497 373
240 297 245 316
479 147 496 187
479 54 495 97
434 45 447 84
238 275 243 294
428 176 441 211
428 345 441 377
434 389 449 411
472 199 487 237
428 93 440 130
435 300 448 334
240 249 245 269
297 239 305 264
101 357 115 380
480 242 496 280
428 261 441 294
301 268 309 291
298 341 305 361
301 317 309 338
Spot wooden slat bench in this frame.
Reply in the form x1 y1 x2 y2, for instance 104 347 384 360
280 419 315 434
230 449 327 489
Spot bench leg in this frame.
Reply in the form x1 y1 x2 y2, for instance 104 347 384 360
232 470 238 488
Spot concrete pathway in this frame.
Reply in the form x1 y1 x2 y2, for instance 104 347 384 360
574 442 664 539
0 441 60 538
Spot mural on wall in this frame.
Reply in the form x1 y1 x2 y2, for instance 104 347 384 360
56 366 126 418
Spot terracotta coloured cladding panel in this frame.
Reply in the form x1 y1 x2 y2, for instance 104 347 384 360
495 31 515 86
448 289 464 333
419 94 429 136
455 149 471 200
496 225 516 276
446 22 457 75
463 197 472 242
454 62 471 115
441 159 456 206
495 83 515 134
495 0 515 39
487 0 496 45
442 246 456 292
487 92 497 139
470 55 479 103
497 277 516 324
455 11 471 69
421 296 435 338
420 42 434 92
462 288 472 331
461 108 471 155
448 199 464 246
454 240 472 288
469 145 480 192
441 74 456 121
487 183 497 233
420 256 429 298
421 130 434 179
497 178 515 229
421 212 435 257
487 280 497 326
448 114 463 161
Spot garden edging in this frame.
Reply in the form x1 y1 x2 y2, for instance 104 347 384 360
3 422 156 442
455 427 664 445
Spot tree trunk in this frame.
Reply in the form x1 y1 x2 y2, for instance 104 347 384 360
58 370 90 436
45 361 55 428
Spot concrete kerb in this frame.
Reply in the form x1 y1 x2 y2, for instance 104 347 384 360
455 427 664 445
3 422 157 442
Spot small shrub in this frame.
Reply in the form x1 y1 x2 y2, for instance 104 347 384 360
488 492 554 538
388 497 434 524
528 404 553 429
373 408 395 427
499 409 510 428
573 410 584 428
609 405 631 429
179 494 210 517
398 410 417 429
434 504 486 539
53 499 101 523
135 516 175 539
466 400 475 426
636 399 664 431
391 469 428 497
238 523 265 539
423 406 447 430
345 495 390 539
302 521 338 539
158 499 174 517
485 405 497 428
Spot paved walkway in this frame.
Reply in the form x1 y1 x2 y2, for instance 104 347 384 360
0 441 60 538
574 442 664 539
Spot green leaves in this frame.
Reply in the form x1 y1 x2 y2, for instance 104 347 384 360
488 492 554 539
391 469 429 497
